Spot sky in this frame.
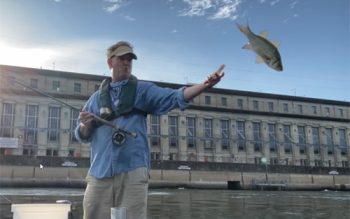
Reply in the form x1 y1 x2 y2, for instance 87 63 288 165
0 0 349 101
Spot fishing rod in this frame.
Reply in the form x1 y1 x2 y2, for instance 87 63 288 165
1 194 13 204
5 76 137 144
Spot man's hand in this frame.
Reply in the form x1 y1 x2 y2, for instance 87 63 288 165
183 64 226 101
79 111 94 126
204 64 225 88
78 111 95 139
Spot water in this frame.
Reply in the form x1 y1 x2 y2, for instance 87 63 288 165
1 188 349 219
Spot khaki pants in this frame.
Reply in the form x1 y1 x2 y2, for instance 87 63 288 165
83 167 149 219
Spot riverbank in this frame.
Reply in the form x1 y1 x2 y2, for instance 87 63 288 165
1 178 349 191
1 165 349 191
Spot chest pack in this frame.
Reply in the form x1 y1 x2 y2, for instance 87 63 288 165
98 75 147 121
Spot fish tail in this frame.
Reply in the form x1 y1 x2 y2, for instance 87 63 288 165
236 23 250 35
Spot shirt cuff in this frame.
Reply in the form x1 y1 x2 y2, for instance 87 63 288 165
74 125 92 143
177 87 189 110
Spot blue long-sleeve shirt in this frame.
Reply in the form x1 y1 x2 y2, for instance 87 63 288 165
75 78 188 179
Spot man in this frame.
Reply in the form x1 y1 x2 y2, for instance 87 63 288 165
75 41 225 219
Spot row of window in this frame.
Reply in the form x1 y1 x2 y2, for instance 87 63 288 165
1 103 349 156
204 95 345 117
0 103 79 144
149 115 349 156
0 147 76 158
27 77 99 93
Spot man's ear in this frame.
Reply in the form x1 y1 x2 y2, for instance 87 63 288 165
107 57 112 68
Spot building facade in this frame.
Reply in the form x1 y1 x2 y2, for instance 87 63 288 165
0 65 349 167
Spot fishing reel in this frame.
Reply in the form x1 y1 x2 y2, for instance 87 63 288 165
112 130 126 145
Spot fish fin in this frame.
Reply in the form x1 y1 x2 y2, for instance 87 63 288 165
271 41 280 48
256 55 265 64
242 43 253 50
259 31 269 39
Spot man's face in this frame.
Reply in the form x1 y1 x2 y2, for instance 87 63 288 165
109 53 134 80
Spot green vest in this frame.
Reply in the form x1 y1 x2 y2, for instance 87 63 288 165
99 75 144 120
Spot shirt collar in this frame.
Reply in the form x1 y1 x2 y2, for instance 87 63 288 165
110 78 128 88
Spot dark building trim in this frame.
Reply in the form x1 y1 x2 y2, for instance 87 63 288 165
188 105 350 123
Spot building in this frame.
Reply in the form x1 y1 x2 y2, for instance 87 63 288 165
0 65 349 167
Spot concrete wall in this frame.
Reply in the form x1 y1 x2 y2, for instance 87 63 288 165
0 165 88 180
1 165 349 188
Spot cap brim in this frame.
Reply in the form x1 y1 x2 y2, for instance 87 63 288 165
117 52 137 60
109 45 138 60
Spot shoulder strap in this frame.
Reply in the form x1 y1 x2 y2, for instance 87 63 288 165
99 77 115 120
114 75 137 117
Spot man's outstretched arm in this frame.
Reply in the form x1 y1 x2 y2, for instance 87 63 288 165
184 64 225 101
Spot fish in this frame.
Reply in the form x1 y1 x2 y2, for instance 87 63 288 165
236 23 283 71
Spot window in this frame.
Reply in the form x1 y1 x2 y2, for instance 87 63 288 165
74 83 81 93
254 157 262 165
68 149 75 157
24 105 38 145
300 159 309 166
311 106 317 114
253 122 261 152
285 158 289 166
324 107 330 116
237 99 243 109
338 108 344 117
186 117 196 148
221 120 229 150
312 127 320 154
268 102 274 112
70 109 79 142
168 116 178 147
297 126 306 154
0 103 15 137
150 115 160 146
325 128 333 154
203 119 213 149
46 149 59 157
297 105 303 114
205 96 211 105
283 125 292 153
46 149 51 156
151 152 161 160
283 103 288 112
23 148 35 156
221 97 227 106
169 153 177 161
237 121 245 151
270 158 278 165
48 106 60 142
328 160 332 167
253 100 259 110
342 161 349 168
52 80 60 91
30 78 38 88
268 124 277 152
339 129 347 155
314 159 323 167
